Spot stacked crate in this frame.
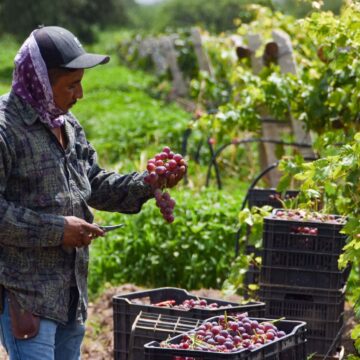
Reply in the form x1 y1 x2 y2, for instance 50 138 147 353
259 209 350 356
243 189 299 296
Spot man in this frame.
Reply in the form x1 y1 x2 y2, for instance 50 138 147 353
0 26 184 360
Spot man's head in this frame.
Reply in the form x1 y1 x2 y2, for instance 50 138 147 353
33 26 110 112
12 26 110 127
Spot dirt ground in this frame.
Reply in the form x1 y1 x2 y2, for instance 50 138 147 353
0 284 357 359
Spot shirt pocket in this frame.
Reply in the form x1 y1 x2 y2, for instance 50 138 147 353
67 147 92 203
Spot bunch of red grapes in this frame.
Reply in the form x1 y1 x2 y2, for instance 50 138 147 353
144 146 187 223
162 313 286 358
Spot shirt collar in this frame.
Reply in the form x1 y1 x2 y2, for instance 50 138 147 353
11 91 39 126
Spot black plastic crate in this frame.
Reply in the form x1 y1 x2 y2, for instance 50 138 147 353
259 284 346 322
248 189 299 209
312 346 344 359
144 316 307 360
261 248 343 272
306 326 344 356
113 287 266 360
244 265 260 286
260 264 350 290
245 245 262 257
307 314 344 339
264 302 344 339
126 312 201 360
263 210 347 255
243 247 261 298
243 267 260 300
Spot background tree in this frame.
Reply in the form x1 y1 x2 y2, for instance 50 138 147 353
0 0 135 43
129 0 274 33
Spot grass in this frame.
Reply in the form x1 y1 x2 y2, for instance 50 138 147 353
73 63 190 169
0 34 19 94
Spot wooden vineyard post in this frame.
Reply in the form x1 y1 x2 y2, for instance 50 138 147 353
190 27 217 112
247 34 263 75
138 38 153 59
150 38 168 76
248 34 283 187
272 30 315 160
191 27 214 77
245 31 315 187
159 36 188 99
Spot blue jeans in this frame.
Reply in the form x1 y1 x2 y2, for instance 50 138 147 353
0 291 85 360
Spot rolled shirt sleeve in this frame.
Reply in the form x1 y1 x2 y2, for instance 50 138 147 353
87 145 154 213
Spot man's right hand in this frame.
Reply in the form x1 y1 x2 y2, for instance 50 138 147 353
63 216 105 247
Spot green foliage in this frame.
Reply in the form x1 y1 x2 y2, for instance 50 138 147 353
287 134 360 218
88 187 244 297
195 3 360 141
347 355 360 360
223 206 272 297
289 4 360 134
353 324 360 355
192 7 300 139
275 0 343 18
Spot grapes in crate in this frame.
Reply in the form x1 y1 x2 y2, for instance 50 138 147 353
273 209 345 224
144 146 187 223
151 298 231 311
161 313 286 355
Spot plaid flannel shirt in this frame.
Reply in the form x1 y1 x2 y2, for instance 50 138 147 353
0 91 153 324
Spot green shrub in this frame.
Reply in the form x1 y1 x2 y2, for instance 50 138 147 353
88 187 245 297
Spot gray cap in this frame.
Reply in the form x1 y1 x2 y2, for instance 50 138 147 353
34 26 110 69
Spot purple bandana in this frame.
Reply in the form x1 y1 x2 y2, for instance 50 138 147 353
12 32 66 128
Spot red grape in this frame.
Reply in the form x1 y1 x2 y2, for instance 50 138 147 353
162 146 171 154
173 154 183 162
147 163 156 172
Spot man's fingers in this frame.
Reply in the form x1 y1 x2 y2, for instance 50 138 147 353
76 224 105 247
82 224 105 237
81 235 92 246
